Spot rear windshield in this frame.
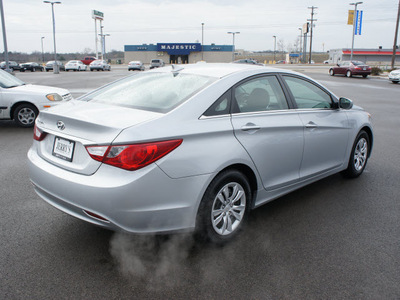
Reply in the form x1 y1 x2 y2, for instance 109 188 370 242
352 61 366 66
79 72 217 113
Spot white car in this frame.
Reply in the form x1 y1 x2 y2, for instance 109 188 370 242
0 69 72 127
89 60 111 71
65 60 87 72
388 69 400 84
128 61 145 71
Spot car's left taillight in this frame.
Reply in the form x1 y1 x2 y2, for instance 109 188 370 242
85 139 183 171
33 124 47 141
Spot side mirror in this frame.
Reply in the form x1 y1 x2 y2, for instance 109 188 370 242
339 97 353 110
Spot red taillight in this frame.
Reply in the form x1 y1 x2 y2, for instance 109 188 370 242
85 139 182 171
33 124 47 141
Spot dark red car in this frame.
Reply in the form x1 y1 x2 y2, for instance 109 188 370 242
81 56 96 65
329 61 371 78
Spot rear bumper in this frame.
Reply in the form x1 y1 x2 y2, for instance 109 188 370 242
28 146 211 234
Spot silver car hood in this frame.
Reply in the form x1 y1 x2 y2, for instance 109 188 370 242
10 84 69 96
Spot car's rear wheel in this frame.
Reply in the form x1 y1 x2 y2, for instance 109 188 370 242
346 70 352 78
13 104 38 128
329 69 334 76
196 169 251 244
342 130 370 178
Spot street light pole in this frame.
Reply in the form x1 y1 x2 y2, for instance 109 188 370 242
99 33 110 60
41 36 45 63
298 28 302 62
201 22 204 61
0 0 11 72
391 0 400 69
273 35 276 62
227 31 240 62
350 2 363 61
43 1 61 74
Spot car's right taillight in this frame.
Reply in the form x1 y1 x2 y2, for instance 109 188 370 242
85 139 183 171
33 124 47 141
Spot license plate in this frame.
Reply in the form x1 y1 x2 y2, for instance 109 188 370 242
52 137 75 162
363 67 366 70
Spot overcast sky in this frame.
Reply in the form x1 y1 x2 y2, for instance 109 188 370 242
1 0 399 54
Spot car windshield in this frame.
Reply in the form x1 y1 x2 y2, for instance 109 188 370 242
0 69 25 88
79 72 217 113
352 61 366 66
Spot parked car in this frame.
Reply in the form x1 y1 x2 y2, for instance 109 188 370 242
20 62 44 72
233 59 263 66
89 60 111 71
276 60 286 64
323 60 330 64
0 61 23 72
0 69 72 127
128 61 145 71
81 56 97 65
45 61 65 72
65 60 87 71
150 59 165 69
28 63 373 244
388 69 400 84
329 61 371 78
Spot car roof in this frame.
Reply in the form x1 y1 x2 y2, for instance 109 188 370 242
150 63 297 79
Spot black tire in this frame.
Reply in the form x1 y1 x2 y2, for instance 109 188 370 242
392 81 399 84
342 130 370 178
196 169 251 245
346 70 352 78
10 67 14 72
31 68 36 72
329 69 334 76
13 104 38 128
46 69 49 72
362 75 368 78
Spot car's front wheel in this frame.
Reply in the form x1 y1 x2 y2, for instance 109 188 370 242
342 130 370 178
196 169 251 244
13 104 38 128
346 70 352 78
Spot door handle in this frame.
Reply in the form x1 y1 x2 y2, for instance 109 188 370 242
305 121 317 128
241 123 261 131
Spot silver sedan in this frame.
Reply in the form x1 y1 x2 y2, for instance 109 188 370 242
28 63 373 244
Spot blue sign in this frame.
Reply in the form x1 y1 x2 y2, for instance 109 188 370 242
354 10 363 35
157 43 201 55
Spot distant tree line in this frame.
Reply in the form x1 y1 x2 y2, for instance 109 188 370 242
1 49 124 63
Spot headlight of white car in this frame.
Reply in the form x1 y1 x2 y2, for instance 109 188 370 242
46 93 63 101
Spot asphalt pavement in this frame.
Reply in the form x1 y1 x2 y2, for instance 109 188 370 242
1 66 399 299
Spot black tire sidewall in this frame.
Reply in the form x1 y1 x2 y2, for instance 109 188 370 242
196 170 251 244
13 104 38 127
343 130 369 178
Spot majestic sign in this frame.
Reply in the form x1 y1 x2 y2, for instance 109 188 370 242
157 43 201 55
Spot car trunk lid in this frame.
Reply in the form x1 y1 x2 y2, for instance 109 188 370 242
35 100 163 175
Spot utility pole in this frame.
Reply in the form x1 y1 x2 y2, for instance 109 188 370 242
308 6 317 64
392 0 400 69
273 35 276 62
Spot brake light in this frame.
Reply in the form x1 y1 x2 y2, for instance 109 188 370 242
33 124 47 141
85 139 182 171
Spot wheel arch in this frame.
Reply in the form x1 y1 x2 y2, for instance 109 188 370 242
360 126 373 158
213 163 259 208
10 101 39 120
